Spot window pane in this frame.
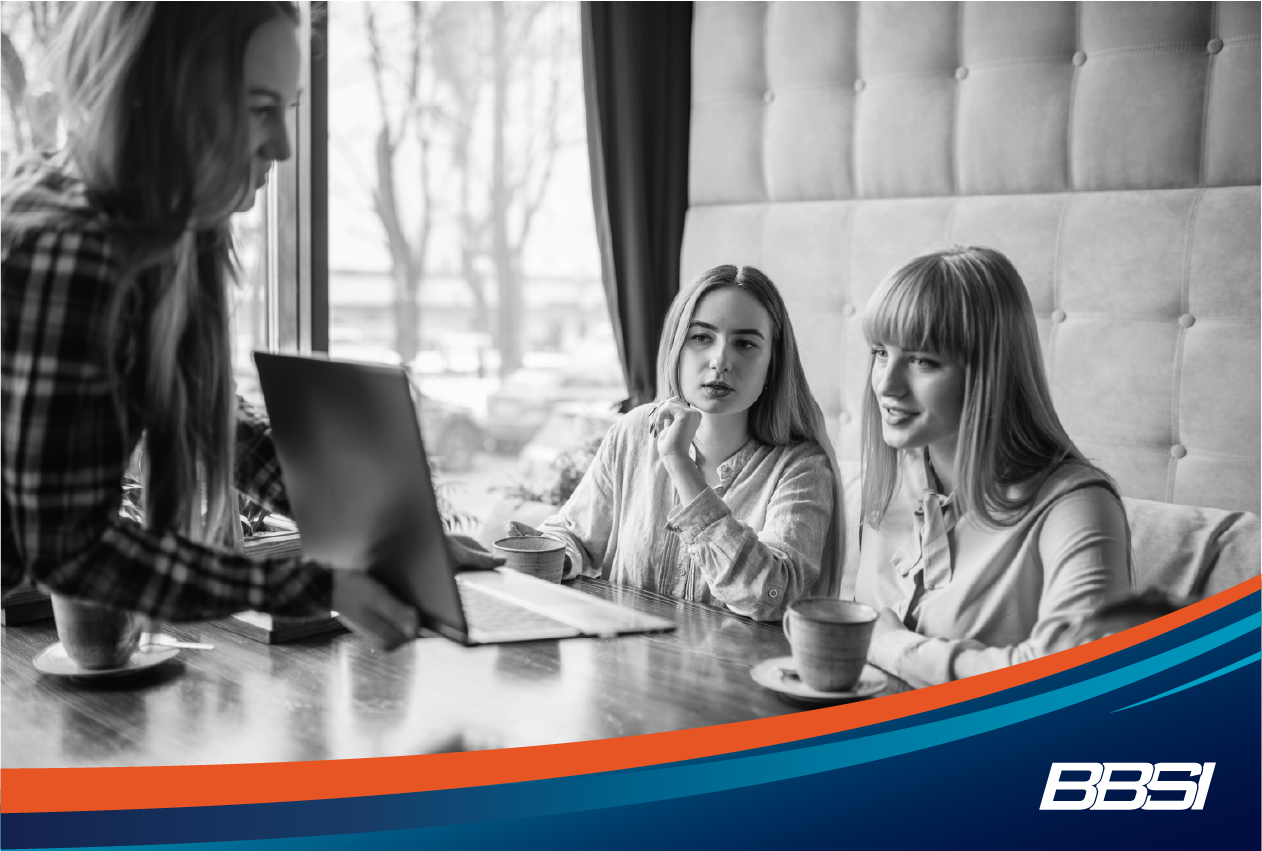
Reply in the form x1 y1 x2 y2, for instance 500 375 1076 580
1 4 67 172
328 1 625 528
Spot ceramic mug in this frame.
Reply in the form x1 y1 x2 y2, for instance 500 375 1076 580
783 598 877 692
493 536 567 583
50 593 143 671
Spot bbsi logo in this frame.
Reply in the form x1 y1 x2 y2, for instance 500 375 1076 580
1040 763 1215 811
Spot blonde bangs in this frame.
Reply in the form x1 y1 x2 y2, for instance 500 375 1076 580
862 260 971 364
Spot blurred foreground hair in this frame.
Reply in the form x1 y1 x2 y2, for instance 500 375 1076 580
48 2 297 545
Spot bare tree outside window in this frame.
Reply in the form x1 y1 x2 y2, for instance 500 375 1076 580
338 1 586 375
329 1 622 521
1 2 69 172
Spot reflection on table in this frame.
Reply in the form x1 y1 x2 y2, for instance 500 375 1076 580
1 578 909 769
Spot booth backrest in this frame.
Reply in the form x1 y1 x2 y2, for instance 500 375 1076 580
680 2 1261 520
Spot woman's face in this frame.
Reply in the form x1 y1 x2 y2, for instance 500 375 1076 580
237 17 301 213
869 343 966 457
678 287 773 418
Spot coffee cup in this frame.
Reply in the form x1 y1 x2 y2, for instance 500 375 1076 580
493 536 567 583
50 593 143 671
783 598 877 692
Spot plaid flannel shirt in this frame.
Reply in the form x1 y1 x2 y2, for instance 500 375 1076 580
1 153 332 620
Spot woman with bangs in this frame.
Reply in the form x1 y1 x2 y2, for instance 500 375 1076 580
507 265 844 621
0 3 475 649
854 246 1131 688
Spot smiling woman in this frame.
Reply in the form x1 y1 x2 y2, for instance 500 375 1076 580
507 265 846 621
855 246 1133 688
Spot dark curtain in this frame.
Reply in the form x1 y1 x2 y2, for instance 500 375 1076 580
581 2 693 411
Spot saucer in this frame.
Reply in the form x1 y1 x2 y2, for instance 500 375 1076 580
33 642 180 679
751 657 888 706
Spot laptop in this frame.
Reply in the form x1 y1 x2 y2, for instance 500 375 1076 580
253 352 675 645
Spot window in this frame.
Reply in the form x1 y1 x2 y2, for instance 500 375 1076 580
326 1 624 522
1 5 64 173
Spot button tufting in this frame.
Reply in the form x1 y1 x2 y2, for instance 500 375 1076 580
1208 38 1223 54
763 90 775 104
1178 313 1195 328
841 411 852 426
1052 309 1067 323
768 589 779 598
955 66 968 81
843 303 856 317
1072 51 1087 67
853 78 865 93
1170 444 1187 459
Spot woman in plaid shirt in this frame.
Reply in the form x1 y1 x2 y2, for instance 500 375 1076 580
1 3 473 649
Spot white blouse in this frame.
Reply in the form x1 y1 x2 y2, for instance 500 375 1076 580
854 451 1132 688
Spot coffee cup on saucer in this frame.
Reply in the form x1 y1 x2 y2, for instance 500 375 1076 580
493 536 567 583
50 594 143 671
783 598 877 693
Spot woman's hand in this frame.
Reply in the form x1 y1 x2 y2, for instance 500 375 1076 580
504 521 543 538
650 396 702 460
448 534 504 570
332 571 420 651
871 607 908 645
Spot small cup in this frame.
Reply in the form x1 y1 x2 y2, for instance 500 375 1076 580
783 598 877 693
493 536 567 583
50 594 143 671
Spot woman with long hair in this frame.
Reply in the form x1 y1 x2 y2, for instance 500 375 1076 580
1 3 478 648
509 265 844 621
855 245 1131 687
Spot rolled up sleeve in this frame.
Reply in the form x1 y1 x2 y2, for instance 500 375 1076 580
668 450 833 621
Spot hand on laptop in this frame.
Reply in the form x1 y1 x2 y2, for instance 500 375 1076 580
449 534 505 570
332 571 420 651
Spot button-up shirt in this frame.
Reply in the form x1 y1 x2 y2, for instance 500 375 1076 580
2 153 332 619
855 451 1131 687
539 404 836 621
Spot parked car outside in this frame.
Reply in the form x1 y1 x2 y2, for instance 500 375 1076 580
234 358 483 474
415 391 484 473
516 401 622 487
484 360 625 451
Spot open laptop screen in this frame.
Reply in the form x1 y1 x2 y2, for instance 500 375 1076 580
254 352 470 642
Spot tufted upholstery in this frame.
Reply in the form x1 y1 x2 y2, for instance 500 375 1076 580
681 1 1261 515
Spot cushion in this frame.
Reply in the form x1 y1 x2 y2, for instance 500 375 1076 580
1123 496 1261 599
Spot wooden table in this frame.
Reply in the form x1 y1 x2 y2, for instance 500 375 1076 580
1 579 907 768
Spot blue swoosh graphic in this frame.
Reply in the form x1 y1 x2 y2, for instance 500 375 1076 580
1112 650 1262 712
37 611 1260 851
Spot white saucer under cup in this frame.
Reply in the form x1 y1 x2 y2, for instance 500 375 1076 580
33 642 180 680
751 657 888 706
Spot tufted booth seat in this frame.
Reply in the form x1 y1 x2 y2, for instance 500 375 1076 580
680 2 1260 595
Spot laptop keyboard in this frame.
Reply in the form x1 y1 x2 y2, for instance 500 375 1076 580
458 582 575 634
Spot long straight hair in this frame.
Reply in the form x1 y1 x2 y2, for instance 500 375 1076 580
860 245 1112 529
656 265 846 597
49 2 298 544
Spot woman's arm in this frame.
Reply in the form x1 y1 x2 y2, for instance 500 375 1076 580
235 394 292 516
2 228 333 620
868 486 1131 688
669 446 834 621
536 424 620 579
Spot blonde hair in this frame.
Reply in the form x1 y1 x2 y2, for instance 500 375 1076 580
860 245 1112 528
49 2 297 544
656 265 846 597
